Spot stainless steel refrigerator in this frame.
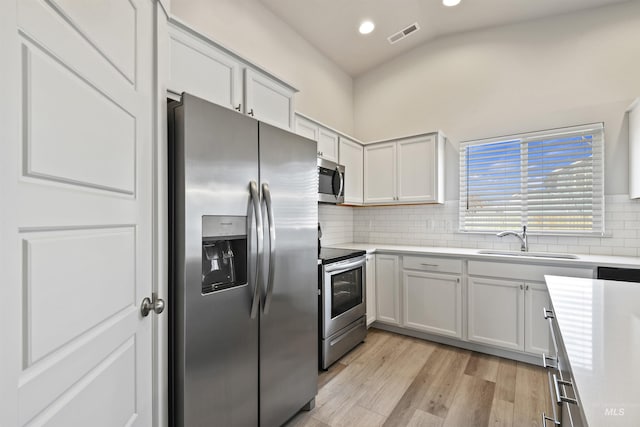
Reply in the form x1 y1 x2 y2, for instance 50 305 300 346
168 93 318 427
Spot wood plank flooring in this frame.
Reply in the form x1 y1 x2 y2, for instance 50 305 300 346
285 329 552 427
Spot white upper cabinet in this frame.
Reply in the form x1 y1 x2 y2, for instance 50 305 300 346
167 19 296 130
295 114 344 163
293 114 341 163
364 133 444 205
318 128 339 163
397 135 442 203
339 136 363 205
364 142 396 204
168 22 241 110
294 115 318 142
629 99 640 199
244 68 294 130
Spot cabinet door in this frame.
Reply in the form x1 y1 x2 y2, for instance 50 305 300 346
375 254 400 325
397 135 438 203
403 271 462 338
468 277 524 351
317 128 339 163
244 68 294 130
364 143 396 204
295 115 318 143
366 254 376 326
525 281 551 355
630 100 640 198
169 23 241 110
339 136 363 205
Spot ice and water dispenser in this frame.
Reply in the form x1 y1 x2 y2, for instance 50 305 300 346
202 216 247 294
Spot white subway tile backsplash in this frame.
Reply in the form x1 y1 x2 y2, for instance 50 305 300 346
318 196 640 257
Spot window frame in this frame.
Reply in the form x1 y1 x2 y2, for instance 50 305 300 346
458 123 605 236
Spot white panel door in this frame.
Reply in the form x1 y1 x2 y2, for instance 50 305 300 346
1 1 155 426
365 254 376 326
403 271 462 338
339 136 364 205
397 135 437 202
244 68 295 130
524 281 551 355
364 142 396 204
468 277 524 351
375 254 400 325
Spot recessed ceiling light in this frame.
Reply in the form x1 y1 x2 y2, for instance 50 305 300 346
359 21 375 35
443 0 461 6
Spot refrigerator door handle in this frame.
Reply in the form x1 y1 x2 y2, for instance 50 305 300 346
249 181 263 319
262 183 276 315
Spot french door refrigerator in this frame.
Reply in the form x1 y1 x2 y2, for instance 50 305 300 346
169 93 318 427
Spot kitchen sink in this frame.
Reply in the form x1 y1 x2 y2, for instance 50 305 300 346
477 250 579 260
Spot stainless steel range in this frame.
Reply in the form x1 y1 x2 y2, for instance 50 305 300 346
318 248 367 369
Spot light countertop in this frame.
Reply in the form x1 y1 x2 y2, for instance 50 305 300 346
326 242 640 268
545 275 640 427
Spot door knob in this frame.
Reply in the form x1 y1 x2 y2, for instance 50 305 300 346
141 294 165 317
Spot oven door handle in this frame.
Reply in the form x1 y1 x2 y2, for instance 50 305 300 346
324 257 366 273
262 183 276 315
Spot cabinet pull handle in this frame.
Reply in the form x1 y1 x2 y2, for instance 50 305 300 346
541 412 560 426
235 104 242 111
520 284 524 290
526 284 529 290
420 263 439 267
552 374 578 405
248 108 254 116
543 308 555 319
542 353 557 369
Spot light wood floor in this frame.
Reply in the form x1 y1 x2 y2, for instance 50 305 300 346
285 329 552 427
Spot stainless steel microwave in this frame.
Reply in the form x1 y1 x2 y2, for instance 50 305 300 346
318 158 345 204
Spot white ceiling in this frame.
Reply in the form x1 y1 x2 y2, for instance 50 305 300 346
259 0 631 76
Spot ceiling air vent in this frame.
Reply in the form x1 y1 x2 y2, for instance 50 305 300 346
387 22 420 45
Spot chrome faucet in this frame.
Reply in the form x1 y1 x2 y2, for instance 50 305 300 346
497 225 528 252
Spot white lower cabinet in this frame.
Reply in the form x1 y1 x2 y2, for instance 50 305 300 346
466 260 593 355
365 254 376 326
375 254 400 325
524 281 551 355
403 271 462 338
468 277 525 351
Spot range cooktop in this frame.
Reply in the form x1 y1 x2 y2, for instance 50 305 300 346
318 247 366 265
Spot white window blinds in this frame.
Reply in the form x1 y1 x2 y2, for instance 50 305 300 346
459 123 604 235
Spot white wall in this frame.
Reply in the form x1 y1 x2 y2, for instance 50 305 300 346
170 0 355 134
354 1 640 197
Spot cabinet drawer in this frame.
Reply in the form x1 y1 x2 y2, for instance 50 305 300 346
468 260 593 282
403 255 462 274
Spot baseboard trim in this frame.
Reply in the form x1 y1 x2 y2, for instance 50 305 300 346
371 322 542 366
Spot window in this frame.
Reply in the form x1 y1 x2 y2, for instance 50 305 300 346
459 123 604 235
